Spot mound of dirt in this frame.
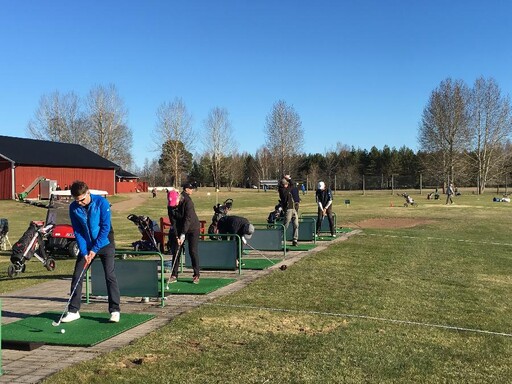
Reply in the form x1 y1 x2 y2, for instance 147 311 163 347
355 218 434 229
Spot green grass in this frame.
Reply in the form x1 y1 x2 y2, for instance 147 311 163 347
2 188 512 382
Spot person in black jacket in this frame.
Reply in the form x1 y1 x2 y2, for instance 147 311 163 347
216 215 255 244
173 182 201 284
278 175 299 246
315 181 335 237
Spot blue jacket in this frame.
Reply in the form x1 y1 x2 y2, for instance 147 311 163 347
69 194 113 257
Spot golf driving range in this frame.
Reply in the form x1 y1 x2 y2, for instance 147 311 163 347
2 189 512 383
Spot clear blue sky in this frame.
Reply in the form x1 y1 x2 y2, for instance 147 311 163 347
1 1 511 169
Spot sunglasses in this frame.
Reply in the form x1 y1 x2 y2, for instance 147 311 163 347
74 192 89 203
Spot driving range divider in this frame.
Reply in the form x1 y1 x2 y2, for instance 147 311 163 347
85 250 167 307
300 212 337 234
242 222 287 256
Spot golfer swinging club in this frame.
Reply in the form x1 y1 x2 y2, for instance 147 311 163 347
61 180 121 323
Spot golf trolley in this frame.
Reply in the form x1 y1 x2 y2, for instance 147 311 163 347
8 221 56 278
207 198 233 240
0 218 10 250
127 214 161 252
402 193 418 207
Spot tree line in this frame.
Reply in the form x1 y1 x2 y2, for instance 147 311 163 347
28 77 512 193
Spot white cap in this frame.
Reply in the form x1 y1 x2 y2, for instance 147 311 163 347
318 181 325 190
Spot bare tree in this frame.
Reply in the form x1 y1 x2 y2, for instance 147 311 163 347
202 107 236 189
264 100 304 176
84 84 133 169
418 78 471 186
27 91 88 144
254 146 274 182
468 77 512 194
153 98 194 187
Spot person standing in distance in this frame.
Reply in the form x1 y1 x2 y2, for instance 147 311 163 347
315 181 336 237
62 180 121 323
175 182 201 284
278 175 299 246
446 182 455 205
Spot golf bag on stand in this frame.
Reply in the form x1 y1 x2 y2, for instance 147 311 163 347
8 221 56 278
207 198 233 240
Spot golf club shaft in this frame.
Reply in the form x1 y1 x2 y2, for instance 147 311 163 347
245 241 276 265
53 259 90 326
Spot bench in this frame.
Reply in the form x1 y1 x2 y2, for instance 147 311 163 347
155 217 207 253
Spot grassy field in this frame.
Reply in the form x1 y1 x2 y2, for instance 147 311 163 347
2 188 512 383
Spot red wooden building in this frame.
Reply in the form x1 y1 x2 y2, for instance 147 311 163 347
0 135 119 200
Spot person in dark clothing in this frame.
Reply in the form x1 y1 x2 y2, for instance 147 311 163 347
166 188 182 279
290 182 301 212
278 175 299 246
63 180 120 323
173 182 201 284
315 181 335 237
216 215 255 244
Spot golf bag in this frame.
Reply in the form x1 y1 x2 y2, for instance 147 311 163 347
267 204 284 224
402 193 417 207
8 221 56 278
207 198 233 240
0 218 9 250
127 214 161 251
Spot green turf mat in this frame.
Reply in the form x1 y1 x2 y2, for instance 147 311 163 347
286 243 317 251
2 312 155 348
241 258 282 269
163 277 236 294
316 236 335 241
337 227 353 233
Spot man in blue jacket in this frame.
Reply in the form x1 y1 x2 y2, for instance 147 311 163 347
61 180 120 323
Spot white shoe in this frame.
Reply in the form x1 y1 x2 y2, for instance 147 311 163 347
61 311 80 323
109 311 120 323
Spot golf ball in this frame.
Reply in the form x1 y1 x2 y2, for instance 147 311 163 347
61 329 66 334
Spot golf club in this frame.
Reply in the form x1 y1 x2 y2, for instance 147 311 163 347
166 242 184 286
52 257 92 326
244 241 278 266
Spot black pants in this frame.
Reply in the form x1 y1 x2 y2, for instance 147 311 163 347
317 206 335 236
68 246 120 314
170 230 200 277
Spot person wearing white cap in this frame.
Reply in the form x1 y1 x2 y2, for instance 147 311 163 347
315 181 335 237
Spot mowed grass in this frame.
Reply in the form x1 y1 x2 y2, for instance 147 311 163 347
2 188 512 382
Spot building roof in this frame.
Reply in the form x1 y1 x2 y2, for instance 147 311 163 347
116 169 139 179
0 135 119 169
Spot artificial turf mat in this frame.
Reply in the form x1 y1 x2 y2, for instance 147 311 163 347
2 311 155 348
286 243 317 251
241 258 282 269
316 236 335 241
163 277 236 294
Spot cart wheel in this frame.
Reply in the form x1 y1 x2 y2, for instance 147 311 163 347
7 264 17 278
68 241 80 258
45 258 56 271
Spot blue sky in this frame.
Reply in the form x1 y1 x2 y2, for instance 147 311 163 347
1 1 511 169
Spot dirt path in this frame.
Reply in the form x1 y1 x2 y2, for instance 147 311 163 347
111 193 148 212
